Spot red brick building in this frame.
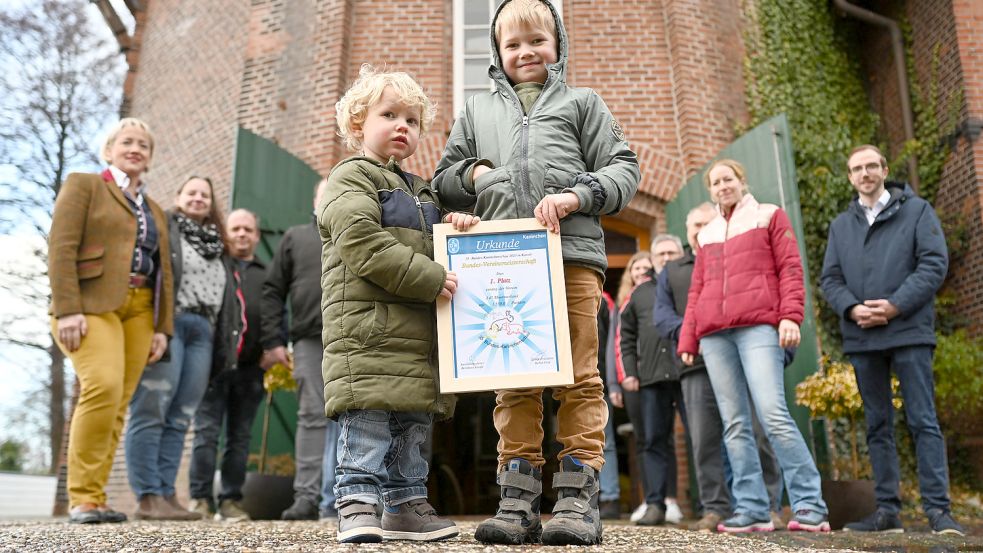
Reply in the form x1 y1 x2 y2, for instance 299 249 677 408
76 0 981 516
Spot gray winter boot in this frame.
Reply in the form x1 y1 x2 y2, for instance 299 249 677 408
474 458 543 544
541 456 602 545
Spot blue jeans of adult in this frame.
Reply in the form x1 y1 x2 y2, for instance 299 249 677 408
635 381 684 507
701 324 826 521
188 365 265 502
126 312 213 498
334 409 432 507
850 345 951 515
318 418 340 516
599 397 620 503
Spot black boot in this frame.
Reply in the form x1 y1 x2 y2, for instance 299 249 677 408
474 458 543 544
541 455 602 545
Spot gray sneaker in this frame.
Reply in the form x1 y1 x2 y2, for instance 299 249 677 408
215 499 250 522
337 501 383 544
382 499 459 541
541 456 603 546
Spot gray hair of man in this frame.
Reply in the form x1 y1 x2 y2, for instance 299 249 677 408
228 207 260 228
651 233 683 253
685 202 716 251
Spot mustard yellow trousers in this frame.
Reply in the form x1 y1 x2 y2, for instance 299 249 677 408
52 288 155 507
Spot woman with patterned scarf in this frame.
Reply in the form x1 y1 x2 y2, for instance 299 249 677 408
125 176 243 521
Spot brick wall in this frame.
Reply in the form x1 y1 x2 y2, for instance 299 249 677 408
126 0 249 212
238 0 354 179
345 0 452 178
947 0 983 335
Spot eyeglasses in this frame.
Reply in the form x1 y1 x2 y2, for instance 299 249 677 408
848 162 883 176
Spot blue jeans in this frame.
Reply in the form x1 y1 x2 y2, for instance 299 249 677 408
701 325 826 520
334 410 432 507
126 312 213 497
189 365 265 502
599 398 620 502
319 418 340 515
850 345 951 514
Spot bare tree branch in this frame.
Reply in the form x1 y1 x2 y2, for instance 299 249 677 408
0 0 124 473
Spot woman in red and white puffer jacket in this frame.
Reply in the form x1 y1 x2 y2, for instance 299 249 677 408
678 159 829 533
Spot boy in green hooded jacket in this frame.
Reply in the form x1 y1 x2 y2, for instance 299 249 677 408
434 0 640 545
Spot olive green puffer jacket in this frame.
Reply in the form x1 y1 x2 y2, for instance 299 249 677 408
317 156 455 419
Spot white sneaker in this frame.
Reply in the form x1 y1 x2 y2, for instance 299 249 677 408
629 503 648 523
665 500 683 524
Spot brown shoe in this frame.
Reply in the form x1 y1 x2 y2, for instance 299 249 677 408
135 494 172 521
689 512 722 532
770 510 787 531
163 495 204 520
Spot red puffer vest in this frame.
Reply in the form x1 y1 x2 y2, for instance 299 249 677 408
677 193 805 355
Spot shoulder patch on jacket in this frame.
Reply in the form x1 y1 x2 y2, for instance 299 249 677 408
611 119 626 141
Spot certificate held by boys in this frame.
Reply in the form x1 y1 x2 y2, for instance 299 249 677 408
434 218 574 393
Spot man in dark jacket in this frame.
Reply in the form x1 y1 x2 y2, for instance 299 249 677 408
189 209 266 521
654 203 784 532
821 145 962 535
262 179 338 520
619 234 686 525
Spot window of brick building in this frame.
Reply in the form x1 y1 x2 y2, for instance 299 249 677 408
453 0 563 115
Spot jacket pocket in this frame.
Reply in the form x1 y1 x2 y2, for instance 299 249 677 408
361 301 389 348
474 166 511 197
76 244 105 280
543 166 575 194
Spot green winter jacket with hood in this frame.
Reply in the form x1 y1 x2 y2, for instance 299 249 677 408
317 156 455 419
433 0 640 274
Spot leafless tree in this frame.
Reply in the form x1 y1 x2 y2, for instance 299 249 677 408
0 0 124 472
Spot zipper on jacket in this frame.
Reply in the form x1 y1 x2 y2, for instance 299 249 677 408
721 216 730 316
413 194 431 244
519 115 532 216
500 78 548 218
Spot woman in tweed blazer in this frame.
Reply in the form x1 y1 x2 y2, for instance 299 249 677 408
48 117 173 524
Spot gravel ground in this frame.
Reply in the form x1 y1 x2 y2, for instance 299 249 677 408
3 518 982 552
0 519 864 553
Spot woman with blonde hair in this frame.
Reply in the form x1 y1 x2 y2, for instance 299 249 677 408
679 158 828 533
125 175 241 521
48 117 173 524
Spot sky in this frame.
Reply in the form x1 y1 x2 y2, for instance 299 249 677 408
0 0 126 472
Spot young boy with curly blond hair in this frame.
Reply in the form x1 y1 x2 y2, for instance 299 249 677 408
319 65 470 544
434 0 640 545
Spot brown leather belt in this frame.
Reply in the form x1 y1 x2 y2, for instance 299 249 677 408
128 273 152 288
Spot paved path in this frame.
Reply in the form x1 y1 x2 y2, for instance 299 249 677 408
0 519 978 552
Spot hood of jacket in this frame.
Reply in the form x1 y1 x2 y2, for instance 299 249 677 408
489 0 569 89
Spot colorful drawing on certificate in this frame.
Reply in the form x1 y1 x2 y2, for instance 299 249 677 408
447 231 560 379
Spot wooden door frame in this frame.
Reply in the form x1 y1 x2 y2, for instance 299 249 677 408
602 217 651 269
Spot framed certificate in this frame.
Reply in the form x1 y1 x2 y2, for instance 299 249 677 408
434 218 574 393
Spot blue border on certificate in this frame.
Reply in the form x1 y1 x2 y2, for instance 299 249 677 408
447 230 560 379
